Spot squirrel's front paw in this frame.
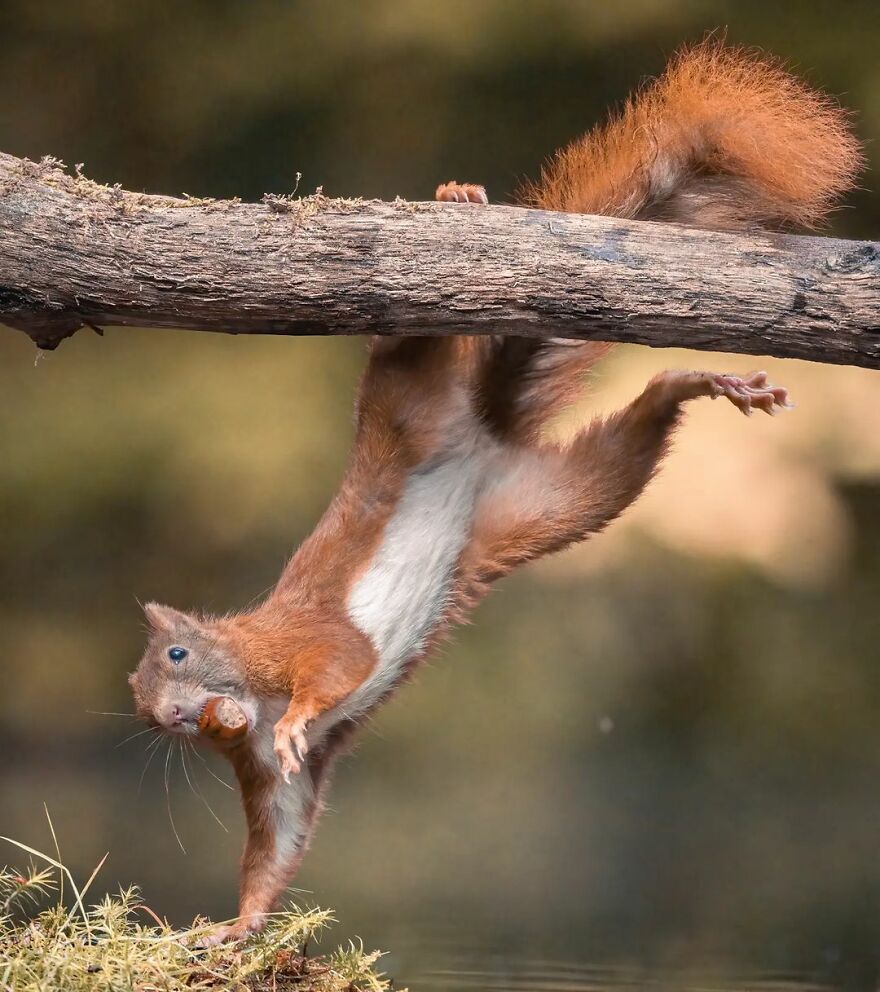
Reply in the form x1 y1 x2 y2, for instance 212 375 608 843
273 713 310 782
435 181 488 204
194 914 266 948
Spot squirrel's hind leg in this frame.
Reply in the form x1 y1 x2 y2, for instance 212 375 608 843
459 369 790 592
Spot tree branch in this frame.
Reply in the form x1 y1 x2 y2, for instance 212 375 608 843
0 152 878 366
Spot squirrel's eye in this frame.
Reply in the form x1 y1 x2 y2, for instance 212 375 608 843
168 646 188 664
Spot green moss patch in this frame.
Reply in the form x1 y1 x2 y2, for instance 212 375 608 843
0 841 394 991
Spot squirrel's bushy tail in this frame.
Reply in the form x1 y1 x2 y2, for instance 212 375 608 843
525 38 863 231
482 40 863 445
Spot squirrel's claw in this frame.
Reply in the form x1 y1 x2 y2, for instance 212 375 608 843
193 914 266 948
709 371 791 416
435 181 488 204
647 369 792 416
273 714 310 782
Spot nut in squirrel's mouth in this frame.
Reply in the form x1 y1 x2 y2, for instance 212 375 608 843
197 695 250 743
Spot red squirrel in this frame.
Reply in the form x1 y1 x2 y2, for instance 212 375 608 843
129 41 861 942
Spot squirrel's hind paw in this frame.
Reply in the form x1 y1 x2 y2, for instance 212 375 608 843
710 371 791 416
435 181 488 204
649 369 791 415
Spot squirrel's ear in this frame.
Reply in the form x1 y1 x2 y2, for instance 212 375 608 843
143 602 193 633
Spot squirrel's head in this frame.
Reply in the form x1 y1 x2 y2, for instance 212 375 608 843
129 602 252 739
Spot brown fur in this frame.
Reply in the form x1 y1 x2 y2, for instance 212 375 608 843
523 38 862 230
131 42 862 942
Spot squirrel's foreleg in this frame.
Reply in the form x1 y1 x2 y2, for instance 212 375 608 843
194 748 318 946
271 634 376 782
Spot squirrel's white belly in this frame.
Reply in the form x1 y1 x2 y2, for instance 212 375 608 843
341 450 486 718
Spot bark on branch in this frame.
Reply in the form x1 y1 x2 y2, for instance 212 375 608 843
0 152 878 366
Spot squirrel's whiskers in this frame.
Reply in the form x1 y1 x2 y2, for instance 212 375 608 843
127 39 862 945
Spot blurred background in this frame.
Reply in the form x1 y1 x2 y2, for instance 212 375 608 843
2 2 880 989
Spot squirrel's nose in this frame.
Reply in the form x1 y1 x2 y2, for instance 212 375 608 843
161 701 196 730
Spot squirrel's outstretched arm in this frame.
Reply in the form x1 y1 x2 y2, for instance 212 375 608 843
196 749 318 945
200 712 364 948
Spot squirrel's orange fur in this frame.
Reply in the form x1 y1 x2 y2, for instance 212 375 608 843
130 41 862 943
525 39 862 230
